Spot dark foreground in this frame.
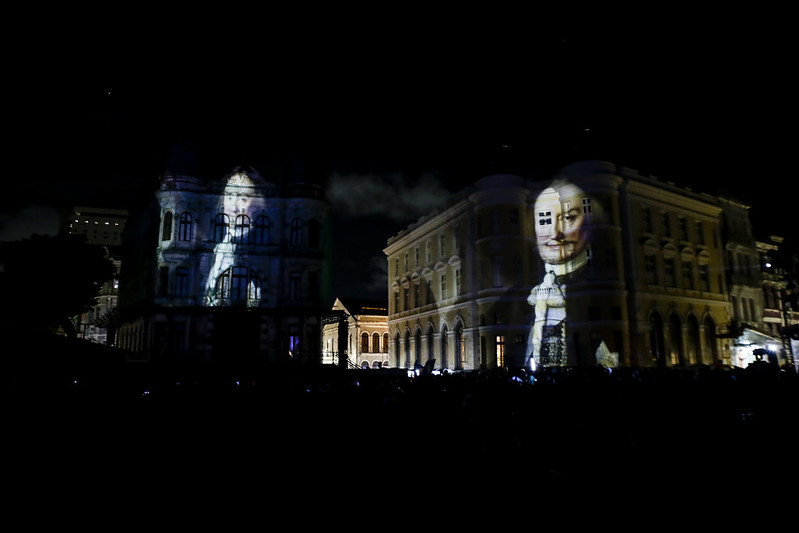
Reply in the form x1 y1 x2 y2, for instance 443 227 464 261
6 355 799 522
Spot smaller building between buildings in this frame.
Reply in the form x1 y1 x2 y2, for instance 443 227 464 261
322 297 389 369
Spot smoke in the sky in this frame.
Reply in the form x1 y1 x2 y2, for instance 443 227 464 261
326 171 452 223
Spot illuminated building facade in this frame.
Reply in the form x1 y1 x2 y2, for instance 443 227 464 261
384 173 539 370
321 297 389 369
116 164 330 370
385 160 762 370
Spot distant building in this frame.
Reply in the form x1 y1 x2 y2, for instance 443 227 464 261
384 160 773 370
68 206 128 247
116 163 330 372
321 297 389 369
68 206 127 344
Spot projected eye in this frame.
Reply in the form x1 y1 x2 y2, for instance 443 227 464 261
564 210 580 226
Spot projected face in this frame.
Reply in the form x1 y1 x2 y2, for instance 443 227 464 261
534 181 590 265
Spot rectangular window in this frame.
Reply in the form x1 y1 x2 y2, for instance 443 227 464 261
664 257 676 287
231 266 248 299
682 260 693 289
288 326 300 357
699 264 710 291
582 197 591 214
492 258 502 287
455 268 461 296
509 209 519 234
695 221 705 245
495 335 505 368
440 273 447 299
642 206 652 233
289 272 301 300
175 266 189 297
645 254 658 285
439 234 446 257
661 212 670 237
679 217 689 241
178 213 192 241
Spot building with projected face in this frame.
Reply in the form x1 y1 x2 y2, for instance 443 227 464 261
115 163 330 373
384 160 786 371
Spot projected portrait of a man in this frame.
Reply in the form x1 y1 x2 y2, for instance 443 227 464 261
528 180 593 369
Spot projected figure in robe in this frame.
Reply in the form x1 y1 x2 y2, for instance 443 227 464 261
528 181 592 369
205 169 266 305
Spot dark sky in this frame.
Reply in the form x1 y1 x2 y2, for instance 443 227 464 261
5 13 794 299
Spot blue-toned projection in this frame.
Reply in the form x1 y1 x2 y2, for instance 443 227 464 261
204 170 268 307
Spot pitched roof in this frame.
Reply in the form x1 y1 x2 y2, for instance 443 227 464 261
334 297 388 316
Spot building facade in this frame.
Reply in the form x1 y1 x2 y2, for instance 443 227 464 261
116 164 330 373
68 206 127 344
321 297 389 369
384 160 769 371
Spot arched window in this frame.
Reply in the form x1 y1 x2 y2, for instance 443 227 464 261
290 217 303 247
253 215 271 245
704 315 718 364
394 332 400 368
687 314 701 365
214 266 261 301
214 213 230 242
382 332 389 353
361 332 369 354
649 312 665 368
404 330 411 368
233 214 250 244
455 322 465 369
414 327 422 362
440 324 448 369
161 211 173 241
372 332 380 353
427 325 435 363
668 313 685 366
178 212 193 241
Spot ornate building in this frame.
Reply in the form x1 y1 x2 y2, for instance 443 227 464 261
384 160 771 371
321 297 389 369
116 162 330 373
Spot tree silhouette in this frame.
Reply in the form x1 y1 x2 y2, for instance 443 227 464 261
0 233 116 337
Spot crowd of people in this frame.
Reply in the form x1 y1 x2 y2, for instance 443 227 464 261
8 357 798 511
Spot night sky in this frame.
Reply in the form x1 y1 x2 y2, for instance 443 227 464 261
5 13 794 300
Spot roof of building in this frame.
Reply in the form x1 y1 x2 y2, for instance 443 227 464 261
334 297 388 316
